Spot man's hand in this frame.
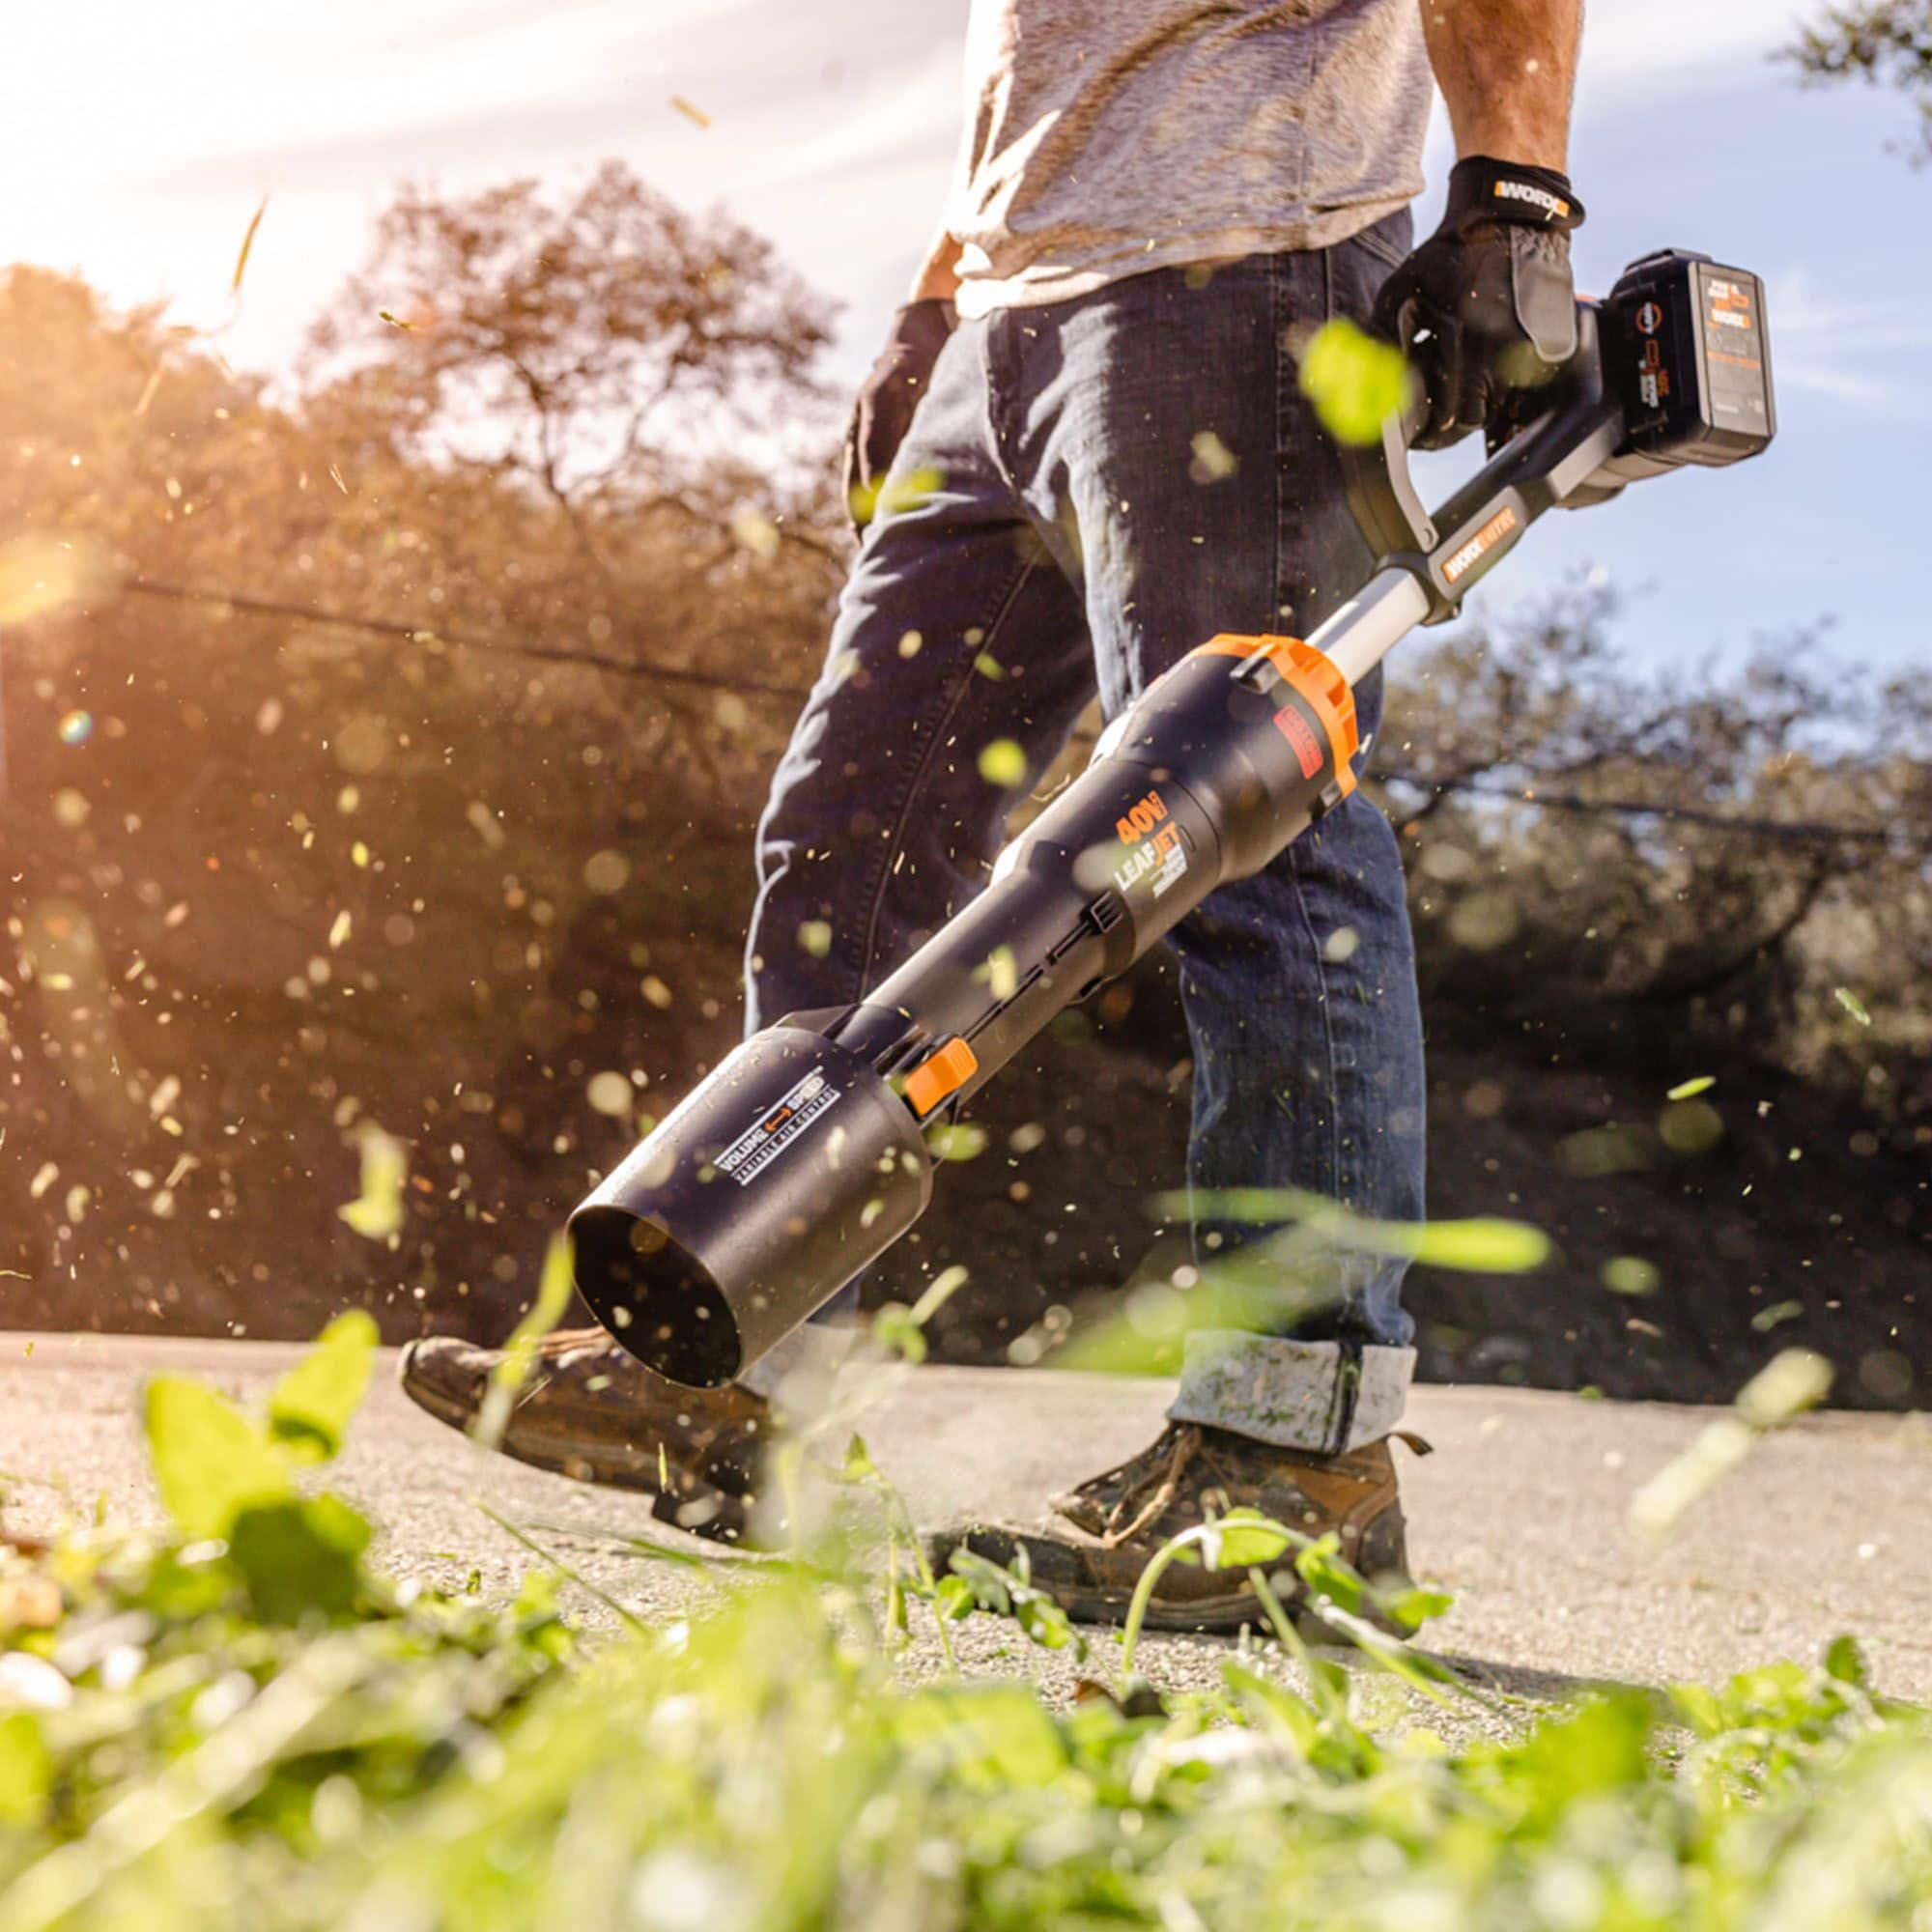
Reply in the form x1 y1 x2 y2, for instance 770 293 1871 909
841 298 956 535
1373 156 1583 449
1383 0 1584 449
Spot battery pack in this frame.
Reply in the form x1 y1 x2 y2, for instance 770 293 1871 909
1605 249 1776 469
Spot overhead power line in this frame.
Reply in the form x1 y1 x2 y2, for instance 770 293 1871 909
1379 770 1917 851
121 575 817 704
110 572 1923 853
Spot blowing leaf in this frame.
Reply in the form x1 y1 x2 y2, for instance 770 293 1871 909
1631 1349 1833 1542
227 1495 372 1623
144 1377 290 1541
1297 319 1412 446
337 1123 407 1240
1176 1187 1550 1273
266 1311 379 1465
474 1236 577 1452
230 194 270 297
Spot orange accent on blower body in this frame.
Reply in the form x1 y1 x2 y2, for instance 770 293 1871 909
1115 789 1169 843
1188 635 1360 800
903 1035 980 1117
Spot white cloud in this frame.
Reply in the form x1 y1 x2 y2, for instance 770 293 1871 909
1577 0 1809 94
1761 267 1932 416
1 0 962 379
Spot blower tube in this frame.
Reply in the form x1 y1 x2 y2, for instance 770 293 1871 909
569 635 1361 1386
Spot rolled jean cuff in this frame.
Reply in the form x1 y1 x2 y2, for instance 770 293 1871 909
1167 1331 1416 1454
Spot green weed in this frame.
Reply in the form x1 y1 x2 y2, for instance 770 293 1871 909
1 1322 1926 1929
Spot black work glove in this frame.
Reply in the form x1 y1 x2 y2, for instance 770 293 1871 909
840 298 956 533
1373 156 1585 450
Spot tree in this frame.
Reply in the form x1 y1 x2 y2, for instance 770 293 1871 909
298 162 847 782
1783 2 1932 161
304 160 839 528
0 216 845 1342
1375 584 1932 1099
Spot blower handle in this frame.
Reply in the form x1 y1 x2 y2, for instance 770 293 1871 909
1331 300 1627 639
1339 383 1437 563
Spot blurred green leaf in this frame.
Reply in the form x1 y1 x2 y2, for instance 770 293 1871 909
0 1712 51 1828
1406 1217 1551 1271
228 1495 372 1623
934 1575 976 1622
266 1311 379 1465
144 1375 290 1541
1487 1692 1655 1829
924 1122 988 1162
336 1122 407 1241
1633 1350 1833 1541
977 739 1026 787
1659 1097 1724 1155
945 1548 1012 1618
1297 319 1411 446
1670 1680 1726 1737
1737 1349 1833 1429
475 1235 576 1452
1294 1535 1366 1619
913 1684 1066 1786
1385 1585 1456 1635
1602 1256 1660 1296
907 1264 971 1327
1053 1269 1326 1378
870 1305 927 1365
1834 985 1874 1026
852 464 945 526
1176 1188 1550 1273
1825 1634 1869 1688
1203 1507 1293 1570
1012 1593 1076 1652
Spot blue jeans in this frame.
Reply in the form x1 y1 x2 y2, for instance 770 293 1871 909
744 216 1427 1417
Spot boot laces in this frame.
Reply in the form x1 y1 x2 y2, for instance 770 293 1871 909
1096 1424 1207 1549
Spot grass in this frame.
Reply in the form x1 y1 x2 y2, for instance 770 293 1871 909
2 1317 1928 1929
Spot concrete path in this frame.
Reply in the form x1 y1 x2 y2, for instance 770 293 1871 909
5 1334 1929 1709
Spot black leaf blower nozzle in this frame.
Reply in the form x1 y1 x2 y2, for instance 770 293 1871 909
568 247 1776 1387
570 1023 935 1385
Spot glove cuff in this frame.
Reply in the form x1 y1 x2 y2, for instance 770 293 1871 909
1443 156 1584 236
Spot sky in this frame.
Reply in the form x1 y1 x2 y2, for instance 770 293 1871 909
5 0 1928 671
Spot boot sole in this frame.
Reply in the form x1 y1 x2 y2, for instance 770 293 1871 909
1047 1580 1341 1639
398 1350 748 1542
932 1521 1410 1641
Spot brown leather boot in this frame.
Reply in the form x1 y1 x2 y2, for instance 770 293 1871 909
928 1421 1426 1634
398 1327 768 1543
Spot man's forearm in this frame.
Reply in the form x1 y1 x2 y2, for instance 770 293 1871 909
1420 0 1581 168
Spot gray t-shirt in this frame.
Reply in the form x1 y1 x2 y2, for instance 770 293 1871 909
947 0 1432 317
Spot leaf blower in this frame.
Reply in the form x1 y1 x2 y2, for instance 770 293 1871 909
568 247 1776 1388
